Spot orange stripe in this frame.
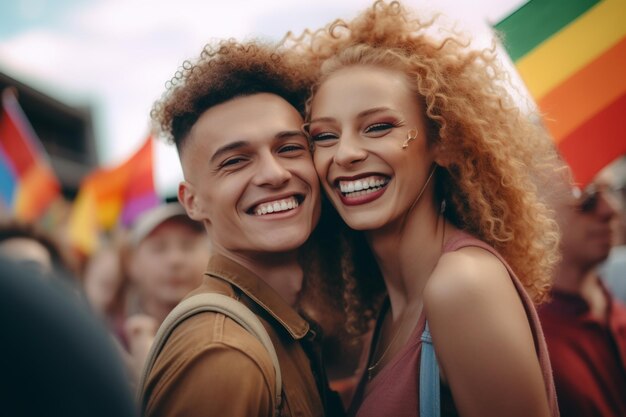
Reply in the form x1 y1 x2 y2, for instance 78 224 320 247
15 162 60 221
558 93 626 187
539 35 626 144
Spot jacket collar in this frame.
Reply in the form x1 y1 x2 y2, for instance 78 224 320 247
204 253 309 339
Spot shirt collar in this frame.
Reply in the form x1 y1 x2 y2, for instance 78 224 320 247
546 278 615 320
204 253 310 339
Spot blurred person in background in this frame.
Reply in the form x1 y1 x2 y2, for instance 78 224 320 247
0 218 77 280
600 156 626 303
123 202 209 378
0 254 138 417
82 241 129 345
539 165 626 417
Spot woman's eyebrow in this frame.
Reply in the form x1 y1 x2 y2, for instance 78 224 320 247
356 107 394 119
309 107 395 125
308 116 336 124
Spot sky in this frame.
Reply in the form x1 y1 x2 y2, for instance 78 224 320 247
0 0 526 197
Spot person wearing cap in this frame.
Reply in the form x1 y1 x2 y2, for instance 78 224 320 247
538 166 626 417
124 202 209 380
139 39 343 417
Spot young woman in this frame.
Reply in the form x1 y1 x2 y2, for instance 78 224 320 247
296 2 562 416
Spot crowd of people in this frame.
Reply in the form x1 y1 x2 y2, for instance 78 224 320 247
1 2 625 417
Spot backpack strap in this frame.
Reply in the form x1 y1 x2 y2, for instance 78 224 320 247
138 293 282 415
419 321 440 417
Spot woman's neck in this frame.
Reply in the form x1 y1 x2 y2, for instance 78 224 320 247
366 201 445 318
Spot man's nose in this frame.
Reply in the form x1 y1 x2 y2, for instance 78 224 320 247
252 152 291 187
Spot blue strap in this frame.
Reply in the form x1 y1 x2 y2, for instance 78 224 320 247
420 321 440 417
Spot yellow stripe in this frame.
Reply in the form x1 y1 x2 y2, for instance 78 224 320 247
68 187 99 254
516 0 626 100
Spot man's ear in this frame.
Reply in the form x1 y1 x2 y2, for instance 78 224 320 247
178 181 204 222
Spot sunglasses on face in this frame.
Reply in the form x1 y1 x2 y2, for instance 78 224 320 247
575 183 626 213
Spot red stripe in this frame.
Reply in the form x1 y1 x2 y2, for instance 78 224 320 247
0 106 37 176
558 94 626 186
125 137 154 196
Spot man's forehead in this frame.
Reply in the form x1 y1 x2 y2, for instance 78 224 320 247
190 93 303 150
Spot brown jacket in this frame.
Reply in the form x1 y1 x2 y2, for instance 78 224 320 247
141 254 327 417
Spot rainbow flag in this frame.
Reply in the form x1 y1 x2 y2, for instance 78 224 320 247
68 136 160 254
0 88 60 221
495 0 626 186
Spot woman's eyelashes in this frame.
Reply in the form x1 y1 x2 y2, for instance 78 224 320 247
363 122 395 136
310 121 399 143
310 129 339 142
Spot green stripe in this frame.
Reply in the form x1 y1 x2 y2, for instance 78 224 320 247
494 0 599 61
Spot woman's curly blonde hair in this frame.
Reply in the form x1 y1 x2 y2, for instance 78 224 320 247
289 1 562 336
151 39 316 153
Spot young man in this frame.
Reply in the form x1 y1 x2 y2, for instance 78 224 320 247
140 41 338 417
539 167 626 417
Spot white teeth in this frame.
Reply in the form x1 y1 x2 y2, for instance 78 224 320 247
253 196 299 216
339 176 389 195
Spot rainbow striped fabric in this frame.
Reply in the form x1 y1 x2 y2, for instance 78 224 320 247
0 88 60 221
495 0 626 186
69 136 160 254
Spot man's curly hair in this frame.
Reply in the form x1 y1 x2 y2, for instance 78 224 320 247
151 39 316 153
288 1 563 336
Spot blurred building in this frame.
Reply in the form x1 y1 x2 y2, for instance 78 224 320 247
0 71 98 199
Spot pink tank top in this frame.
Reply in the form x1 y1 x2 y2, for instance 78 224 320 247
348 232 560 417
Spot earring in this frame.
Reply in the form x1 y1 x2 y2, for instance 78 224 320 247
402 129 418 149
440 199 447 214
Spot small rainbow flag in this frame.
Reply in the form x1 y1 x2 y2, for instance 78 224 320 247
495 0 626 186
0 88 60 221
68 136 160 254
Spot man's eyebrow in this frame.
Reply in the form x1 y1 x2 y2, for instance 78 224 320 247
275 130 307 140
210 140 249 163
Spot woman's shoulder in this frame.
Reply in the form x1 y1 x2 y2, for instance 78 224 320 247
424 245 513 308
421 241 550 417
422 242 532 342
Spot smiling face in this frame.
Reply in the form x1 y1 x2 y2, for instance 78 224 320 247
178 93 320 256
309 65 437 231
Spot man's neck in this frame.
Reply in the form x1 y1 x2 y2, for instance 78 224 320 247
553 261 608 319
215 248 303 307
